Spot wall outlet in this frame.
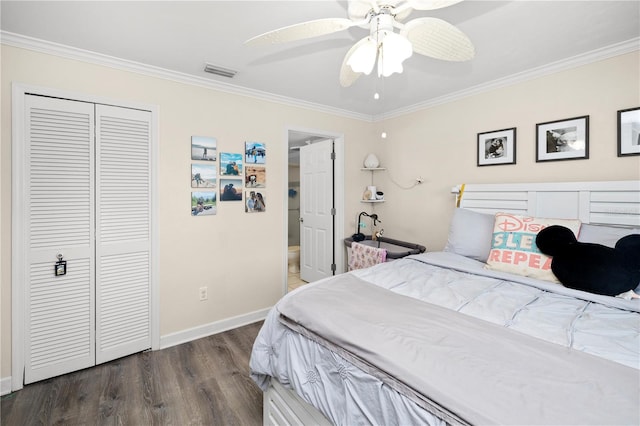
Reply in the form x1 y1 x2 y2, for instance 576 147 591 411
199 286 208 301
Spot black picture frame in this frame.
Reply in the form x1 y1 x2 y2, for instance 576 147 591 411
617 107 640 157
536 116 589 162
477 127 516 166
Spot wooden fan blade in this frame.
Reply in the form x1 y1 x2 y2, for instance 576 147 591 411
406 0 463 11
339 38 368 87
245 18 355 47
401 17 474 61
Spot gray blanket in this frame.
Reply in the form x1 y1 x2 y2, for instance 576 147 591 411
277 273 640 425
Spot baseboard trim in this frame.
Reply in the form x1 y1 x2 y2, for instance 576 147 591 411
1 376 12 396
159 307 271 350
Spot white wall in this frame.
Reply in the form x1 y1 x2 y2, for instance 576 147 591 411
2 44 639 385
369 52 640 251
0 45 374 382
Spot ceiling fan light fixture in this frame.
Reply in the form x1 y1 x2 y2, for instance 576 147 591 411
246 0 474 88
346 37 377 75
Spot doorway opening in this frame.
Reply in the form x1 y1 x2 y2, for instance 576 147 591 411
286 128 344 293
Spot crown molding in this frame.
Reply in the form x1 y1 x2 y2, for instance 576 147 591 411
375 37 640 121
3 31 637 123
0 31 374 122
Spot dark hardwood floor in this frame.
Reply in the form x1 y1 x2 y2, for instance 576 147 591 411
1 321 264 426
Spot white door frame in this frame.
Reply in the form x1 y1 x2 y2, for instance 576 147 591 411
284 126 345 294
11 83 160 391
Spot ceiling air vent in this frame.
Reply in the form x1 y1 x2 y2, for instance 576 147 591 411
204 63 237 78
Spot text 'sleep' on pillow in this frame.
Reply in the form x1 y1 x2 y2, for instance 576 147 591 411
485 213 581 282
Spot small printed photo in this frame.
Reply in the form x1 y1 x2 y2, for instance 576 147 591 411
191 136 217 161
220 152 243 176
245 165 266 188
485 137 506 159
245 142 266 164
191 164 216 188
245 190 266 213
545 126 582 154
191 191 216 216
220 178 243 201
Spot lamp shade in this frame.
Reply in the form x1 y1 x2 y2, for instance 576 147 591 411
347 37 377 75
378 31 413 77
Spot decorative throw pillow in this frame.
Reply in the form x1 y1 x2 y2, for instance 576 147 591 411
485 213 581 282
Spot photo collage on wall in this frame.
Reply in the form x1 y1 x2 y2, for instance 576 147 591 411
191 137 266 215
244 142 267 213
191 136 217 216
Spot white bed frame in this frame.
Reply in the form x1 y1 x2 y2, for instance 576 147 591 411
263 180 640 425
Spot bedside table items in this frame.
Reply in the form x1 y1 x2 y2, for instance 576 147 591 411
352 211 381 242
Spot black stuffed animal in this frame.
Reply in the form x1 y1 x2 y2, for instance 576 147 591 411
536 225 640 298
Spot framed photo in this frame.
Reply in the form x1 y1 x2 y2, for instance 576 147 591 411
245 190 266 213
245 165 266 188
536 116 589 162
191 191 216 216
219 178 243 201
477 127 516 166
245 141 266 164
191 136 217 161
617 107 640 157
220 152 243 177
191 164 216 188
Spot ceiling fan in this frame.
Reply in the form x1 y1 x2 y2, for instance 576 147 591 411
245 0 475 87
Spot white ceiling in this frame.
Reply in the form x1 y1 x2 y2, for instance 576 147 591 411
1 1 638 120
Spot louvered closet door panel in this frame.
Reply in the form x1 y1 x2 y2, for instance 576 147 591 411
95 105 151 364
24 95 96 384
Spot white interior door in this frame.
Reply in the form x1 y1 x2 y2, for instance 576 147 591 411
95 105 151 364
299 140 334 282
23 95 96 384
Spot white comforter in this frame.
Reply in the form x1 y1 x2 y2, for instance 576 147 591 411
250 252 640 425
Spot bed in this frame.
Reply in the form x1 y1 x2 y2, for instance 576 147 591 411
250 180 640 425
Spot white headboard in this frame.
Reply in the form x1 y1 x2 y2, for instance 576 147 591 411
452 181 640 227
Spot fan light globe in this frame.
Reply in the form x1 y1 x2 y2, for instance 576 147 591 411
378 32 413 77
347 31 414 78
347 37 377 75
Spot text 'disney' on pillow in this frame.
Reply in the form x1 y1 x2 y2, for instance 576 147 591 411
485 213 581 282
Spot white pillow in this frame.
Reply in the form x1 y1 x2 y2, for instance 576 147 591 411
485 213 581 282
578 224 640 248
443 208 495 262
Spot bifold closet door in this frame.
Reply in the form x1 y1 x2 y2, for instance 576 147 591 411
24 95 96 384
22 96 152 384
95 105 151 364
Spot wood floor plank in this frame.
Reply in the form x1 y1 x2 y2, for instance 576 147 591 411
1 321 264 426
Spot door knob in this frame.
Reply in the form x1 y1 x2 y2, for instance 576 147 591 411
299 217 304 223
